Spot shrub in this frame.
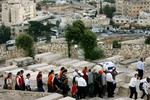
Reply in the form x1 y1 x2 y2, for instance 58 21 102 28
84 47 104 60
145 36 150 44
113 40 121 48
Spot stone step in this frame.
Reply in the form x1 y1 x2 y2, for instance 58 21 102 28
41 54 64 64
58 96 75 100
52 58 72 65
35 52 54 62
118 83 129 96
36 93 63 100
27 63 48 70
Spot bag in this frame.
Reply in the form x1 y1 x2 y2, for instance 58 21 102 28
139 82 144 91
3 84 7 89
3 78 8 89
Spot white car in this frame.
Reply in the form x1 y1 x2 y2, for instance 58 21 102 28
6 40 16 46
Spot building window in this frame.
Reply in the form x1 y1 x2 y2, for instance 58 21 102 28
121 20 124 23
140 21 142 23
116 20 119 22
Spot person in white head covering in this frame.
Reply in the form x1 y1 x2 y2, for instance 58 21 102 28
77 72 87 99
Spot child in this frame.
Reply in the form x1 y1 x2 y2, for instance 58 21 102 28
71 82 78 99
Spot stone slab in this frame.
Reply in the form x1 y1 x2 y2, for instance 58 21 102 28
145 57 150 65
52 58 72 65
78 63 95 70
35 52 54 62
120 59 139 65
0 65 18 74
106 55 124 63
61 60 80 67
45 67 61 74
41 54 64 64
58 96 75 100
35 65 56 72
125 71 137 83
5 68 25 76
88 97 106 100
71 61 89 68
36 93 63 100
27 63 48 70
29 72 48 88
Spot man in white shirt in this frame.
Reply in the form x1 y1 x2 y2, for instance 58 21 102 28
106 71 114 97
72 69 79 84
25 73 31 91
141 77 150 100
129 73 139 100
136 58 144 79
77 73 87 99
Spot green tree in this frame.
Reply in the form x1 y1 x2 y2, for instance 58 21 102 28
28 21 55 42
103 5 116 18
112 40 121 48
36 3 42 11
56 20 60 27
0 25 11 44
16 33 35 57
65 20 104 60
99 1 103 14
104 0 115 3
145 36 150 44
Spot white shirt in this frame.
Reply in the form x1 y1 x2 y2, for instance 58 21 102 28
106 72 114 82
102 73 106 85
77 77 87 87
136 61 144 70
25 78 31 86
143 81 149 95
129 77 138 87
72 71 79 78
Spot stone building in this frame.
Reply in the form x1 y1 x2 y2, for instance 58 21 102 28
65 15 110 27
2 0 36 26
138 10 150 26
116 0 150 17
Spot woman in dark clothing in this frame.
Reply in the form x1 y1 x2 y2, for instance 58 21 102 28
60 69 70 97
37 74 44 92
53 74 62 93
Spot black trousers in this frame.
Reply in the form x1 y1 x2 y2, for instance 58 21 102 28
107 82 113 97
138 69 143 79
129 86 137 99
141 89 149 100
78 86 86 99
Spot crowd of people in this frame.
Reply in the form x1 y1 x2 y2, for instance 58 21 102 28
3 66 118 100
3 58 149 100
129 58 150 100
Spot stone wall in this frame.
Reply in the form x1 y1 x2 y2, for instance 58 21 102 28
0 45 25 61
1 42 150 61
43 4 72 11
0 43 77 61
0 90 50 100
99 43 150 59
35 43 78 58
